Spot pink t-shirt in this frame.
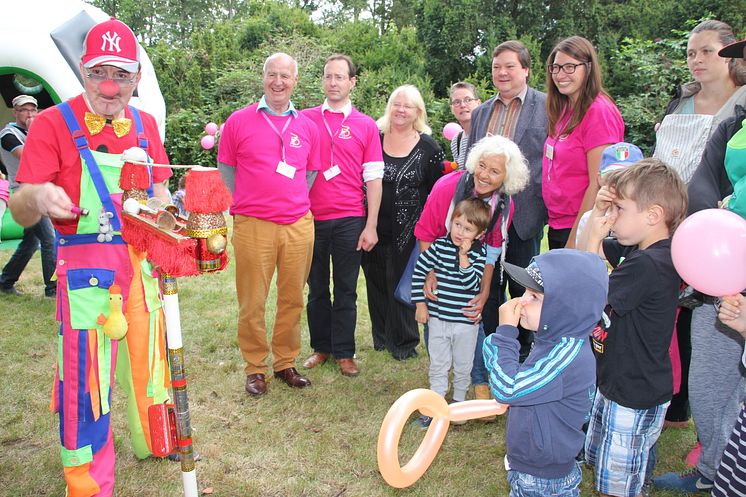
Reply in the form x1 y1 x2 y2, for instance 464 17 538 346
542 94 624 229
414 170 513 249
218 103 321 224
302 105 383 221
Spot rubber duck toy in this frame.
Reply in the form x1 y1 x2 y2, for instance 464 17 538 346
96 284 128 340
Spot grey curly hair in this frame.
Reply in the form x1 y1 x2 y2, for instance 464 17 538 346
465 134 529 196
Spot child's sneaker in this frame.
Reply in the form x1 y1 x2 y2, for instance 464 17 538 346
653 467 713 493
413 415 432 429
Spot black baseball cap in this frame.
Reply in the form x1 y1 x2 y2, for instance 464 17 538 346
719 38 746 59
503 259 544 293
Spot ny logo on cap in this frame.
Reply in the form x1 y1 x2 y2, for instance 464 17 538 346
100 31 122 53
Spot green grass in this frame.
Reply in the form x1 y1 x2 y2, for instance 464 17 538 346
0 222 698 496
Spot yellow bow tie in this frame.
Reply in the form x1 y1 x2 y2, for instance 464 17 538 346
84 112 132 138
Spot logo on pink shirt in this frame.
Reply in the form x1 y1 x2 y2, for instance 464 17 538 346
289 133 301 148
338 125 352 140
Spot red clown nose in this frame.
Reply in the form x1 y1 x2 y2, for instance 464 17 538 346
99 79 119 97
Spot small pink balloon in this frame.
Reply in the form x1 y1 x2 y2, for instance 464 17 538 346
200 134 215 150
443 122 463 141
205 122 219 136
219 123 225 135
672 209 746 296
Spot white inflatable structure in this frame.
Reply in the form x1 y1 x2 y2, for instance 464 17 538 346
0 0 166 139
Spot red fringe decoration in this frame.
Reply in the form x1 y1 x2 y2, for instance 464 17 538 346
184 168 232 213
120 161 152 190
121 215 200 277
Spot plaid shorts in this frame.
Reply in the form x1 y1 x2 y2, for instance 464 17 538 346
584 389 669 497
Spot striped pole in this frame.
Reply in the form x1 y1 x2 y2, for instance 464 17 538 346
161 274 198 497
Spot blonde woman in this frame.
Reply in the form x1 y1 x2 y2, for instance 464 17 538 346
362 84 444 360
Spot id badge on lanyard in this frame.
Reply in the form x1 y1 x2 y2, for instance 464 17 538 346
321 111 348 181
261 112 296 178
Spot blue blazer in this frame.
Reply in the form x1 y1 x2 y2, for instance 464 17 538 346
466 87 548 241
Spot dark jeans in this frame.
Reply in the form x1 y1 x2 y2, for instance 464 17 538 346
0 216 56 294
307 216 365 359
500 225 542 360
548 227 571 250
482 226 543 361
666 307 692 422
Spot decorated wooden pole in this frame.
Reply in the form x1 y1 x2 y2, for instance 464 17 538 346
119 151 231 496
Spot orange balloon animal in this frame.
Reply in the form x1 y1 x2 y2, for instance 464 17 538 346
377 388 508 488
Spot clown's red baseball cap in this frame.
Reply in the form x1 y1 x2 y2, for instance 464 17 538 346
81 18 140 73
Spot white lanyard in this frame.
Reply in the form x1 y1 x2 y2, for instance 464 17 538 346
261 111 294 163
321 110 349 168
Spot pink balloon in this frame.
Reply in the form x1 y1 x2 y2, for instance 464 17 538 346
672 209 746 296
442 122 463 141
205 122 219 136
200 134 215 150
219 123 225 135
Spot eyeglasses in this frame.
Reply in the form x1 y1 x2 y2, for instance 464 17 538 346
15 108 37 113
548 62 588 74
84 69 138 86
451 97 478 106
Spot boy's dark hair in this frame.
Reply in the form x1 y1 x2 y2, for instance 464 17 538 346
452 198 491 234
178 174 187 189
604 158 689 234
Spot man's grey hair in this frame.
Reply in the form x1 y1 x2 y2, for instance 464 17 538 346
263 52 298 77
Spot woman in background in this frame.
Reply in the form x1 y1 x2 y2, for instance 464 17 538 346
542 36 624 249
362 84 444 360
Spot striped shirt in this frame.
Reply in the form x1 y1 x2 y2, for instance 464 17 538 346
411 235 486 324
486 88 526 140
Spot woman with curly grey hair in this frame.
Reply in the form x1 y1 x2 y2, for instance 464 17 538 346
414 134 528 406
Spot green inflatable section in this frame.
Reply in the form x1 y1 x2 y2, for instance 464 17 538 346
1 206 23 241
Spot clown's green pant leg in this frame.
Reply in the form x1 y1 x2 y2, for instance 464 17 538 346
51 238 170 497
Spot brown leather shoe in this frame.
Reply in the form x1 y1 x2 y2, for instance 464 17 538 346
245 373 266 396
337 358 359 377
274 367 311 388
302 352 330 369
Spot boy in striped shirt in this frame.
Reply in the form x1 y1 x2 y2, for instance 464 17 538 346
412 198 490 425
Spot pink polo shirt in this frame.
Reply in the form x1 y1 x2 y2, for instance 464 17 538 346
542 94 624 229
414 170 513 250
302 103 383 221
218 103 321 224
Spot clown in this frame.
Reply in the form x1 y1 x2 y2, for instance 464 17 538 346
9 18 172 497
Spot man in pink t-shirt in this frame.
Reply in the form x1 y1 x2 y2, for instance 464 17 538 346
300 54 383 377
218 52 321 397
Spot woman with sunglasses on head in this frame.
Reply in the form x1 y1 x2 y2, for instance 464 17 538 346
542 36 624 249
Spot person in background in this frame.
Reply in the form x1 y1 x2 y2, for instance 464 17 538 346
466 40 548 365
218 52 320 397
579 160 687 497
543 36 624 250
361 84 444 361
412 198 489 427
415 134 528 418
0 94 56 297
653 20 746 438
302 54 383 377
171 174 188 218
654 33 746 494
448 82 480 168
